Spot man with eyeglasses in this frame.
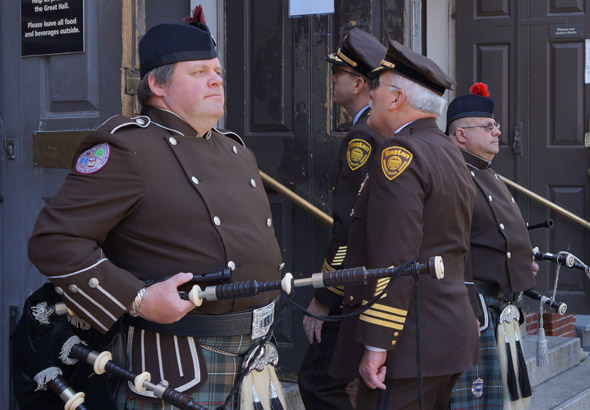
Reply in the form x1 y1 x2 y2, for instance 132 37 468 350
328 40 480 409
447 83 538 409
298 27 385 410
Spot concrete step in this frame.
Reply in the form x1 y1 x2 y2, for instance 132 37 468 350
529 355 590 410
574 315 590 352
280 335 587 410
522 335 587 387
281 381 305 410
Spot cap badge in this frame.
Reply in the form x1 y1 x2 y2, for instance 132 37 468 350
347 139 372 171
381 146 412 181
75 143 111 174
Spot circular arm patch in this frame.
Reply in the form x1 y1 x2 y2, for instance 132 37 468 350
75 143 111 174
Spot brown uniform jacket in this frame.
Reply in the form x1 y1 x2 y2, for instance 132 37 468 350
28 108 283 395
315 106 382 310
330 118 480 379
463 150 536 297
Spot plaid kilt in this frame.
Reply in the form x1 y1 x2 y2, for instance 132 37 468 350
449 301 503 410
117 334 260 410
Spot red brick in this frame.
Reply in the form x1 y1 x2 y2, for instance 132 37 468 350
558 315 575 326
546 323 575 337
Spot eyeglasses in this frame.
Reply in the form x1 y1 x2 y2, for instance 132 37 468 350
331 66 361 77
461 122 501 132
372 78 401 91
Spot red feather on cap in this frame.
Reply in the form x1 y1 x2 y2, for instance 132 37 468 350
469 82 490 97
183 5 206 25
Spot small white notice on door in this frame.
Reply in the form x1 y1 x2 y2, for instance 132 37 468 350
586 39 590 84
289 0 334 17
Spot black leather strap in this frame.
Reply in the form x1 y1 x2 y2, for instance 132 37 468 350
124 309 253 337
474 281 515 301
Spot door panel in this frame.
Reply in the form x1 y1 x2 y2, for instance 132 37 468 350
529 3 590 311
226 0 409 376
456 0 590 313
1 1 124 407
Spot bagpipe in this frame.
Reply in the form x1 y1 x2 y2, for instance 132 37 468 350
11 283 209 410
533 248 590 277
12 257 443 410
181 256 444 306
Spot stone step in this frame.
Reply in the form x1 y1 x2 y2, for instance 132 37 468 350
280 335 587 410
529 356 590 410
281 381 305 410
522 335 587 387
574 315 590 352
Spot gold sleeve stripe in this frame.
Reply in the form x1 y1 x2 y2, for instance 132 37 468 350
363 309 406 324
360 314 404 330
375 283 389 293
328 287 345 296
362 301 407 317
335 246 347 255
375 278 390 293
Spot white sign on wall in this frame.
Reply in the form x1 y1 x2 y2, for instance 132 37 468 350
289 0 334 17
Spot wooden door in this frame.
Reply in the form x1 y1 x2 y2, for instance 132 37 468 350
1 1 128 407
456 0 590 313
225 0 408 376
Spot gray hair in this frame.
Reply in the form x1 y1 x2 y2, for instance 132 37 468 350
137 63 175 107
389 73 447 116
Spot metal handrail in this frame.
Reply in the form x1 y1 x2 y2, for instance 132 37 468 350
259 171 333 227
259 170 590 231
499 175 590 230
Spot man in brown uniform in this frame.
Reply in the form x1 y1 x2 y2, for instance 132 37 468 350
298 28 385 410
447 83 538 409
329 40 480 409
27 9 284 410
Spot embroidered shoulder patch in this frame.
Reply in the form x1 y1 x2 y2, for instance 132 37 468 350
381 146 412 181
347 139 372 171
75 143 111 174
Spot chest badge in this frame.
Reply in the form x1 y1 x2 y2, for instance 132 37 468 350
75 143 111 174
347 139 372 171
381 146 412 181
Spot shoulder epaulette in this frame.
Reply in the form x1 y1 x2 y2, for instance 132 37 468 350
214 127 246 147
96 115 151 134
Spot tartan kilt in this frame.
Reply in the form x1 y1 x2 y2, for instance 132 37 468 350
117 334 260 410
449 307 503 409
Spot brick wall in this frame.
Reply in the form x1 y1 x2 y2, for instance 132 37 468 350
525 311 575 337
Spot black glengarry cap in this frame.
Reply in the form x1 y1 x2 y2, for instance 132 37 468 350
446 82 495 127
139 5 217 78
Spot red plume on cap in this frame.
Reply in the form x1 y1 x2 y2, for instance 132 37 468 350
183 5 206 25
469 82 490 97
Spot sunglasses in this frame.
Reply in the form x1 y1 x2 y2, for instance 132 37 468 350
331 66 361 77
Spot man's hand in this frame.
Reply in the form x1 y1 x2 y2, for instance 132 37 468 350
302 298 329 344
532 256 540 277
134 272 196 323
359 349 387 390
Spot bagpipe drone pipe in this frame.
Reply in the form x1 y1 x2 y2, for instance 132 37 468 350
10 282 209 410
